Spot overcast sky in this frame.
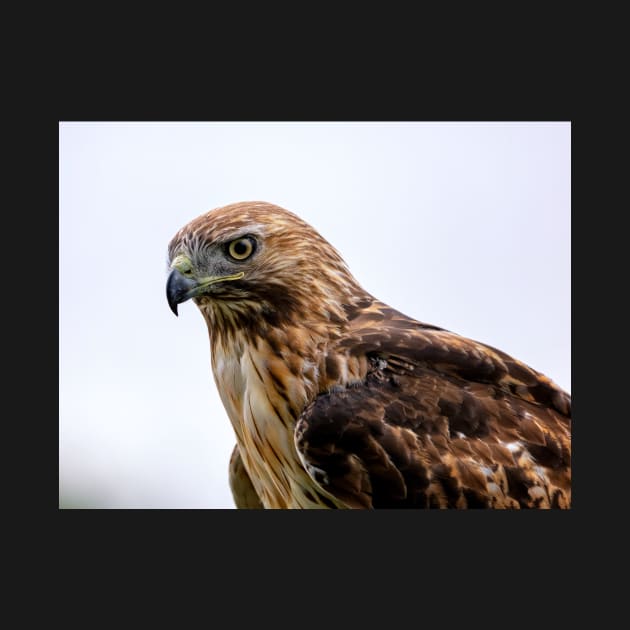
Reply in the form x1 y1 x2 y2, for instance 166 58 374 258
59 121 570 509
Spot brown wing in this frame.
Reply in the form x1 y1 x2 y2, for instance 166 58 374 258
295 307 571 509
228 445 264 509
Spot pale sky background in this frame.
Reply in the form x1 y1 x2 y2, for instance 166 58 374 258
59 121 571 509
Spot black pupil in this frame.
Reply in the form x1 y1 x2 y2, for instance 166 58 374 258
233 240 249 256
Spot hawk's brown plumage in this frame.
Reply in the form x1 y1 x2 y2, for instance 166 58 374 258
166 201 571 509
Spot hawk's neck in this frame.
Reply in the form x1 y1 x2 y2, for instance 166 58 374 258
204 294 373 508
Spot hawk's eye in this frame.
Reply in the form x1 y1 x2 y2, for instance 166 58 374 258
227 236 256 261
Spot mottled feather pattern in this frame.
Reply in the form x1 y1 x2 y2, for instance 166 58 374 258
167 202 571 508
295 299 570 508
296 345 570 509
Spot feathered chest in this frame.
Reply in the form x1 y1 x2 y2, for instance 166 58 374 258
210 334 346 508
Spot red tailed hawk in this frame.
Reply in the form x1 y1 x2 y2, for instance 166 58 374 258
166 201 571 509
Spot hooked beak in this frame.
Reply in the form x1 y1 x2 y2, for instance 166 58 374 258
166 268 246 316
166 269 199 316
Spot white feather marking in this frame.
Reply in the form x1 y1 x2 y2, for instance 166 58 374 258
503 441 522 453
534 465 548 481
487 482 502 496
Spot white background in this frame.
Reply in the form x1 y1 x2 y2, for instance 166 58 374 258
59 121 570 509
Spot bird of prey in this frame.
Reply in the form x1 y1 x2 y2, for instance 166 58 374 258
166 201 571 509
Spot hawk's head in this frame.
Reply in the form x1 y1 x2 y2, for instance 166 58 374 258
166 202 362 334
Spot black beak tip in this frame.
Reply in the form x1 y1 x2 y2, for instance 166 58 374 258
166 280 180 316
167 268 198 316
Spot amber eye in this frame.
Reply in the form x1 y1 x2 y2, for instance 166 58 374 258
227 236 256 261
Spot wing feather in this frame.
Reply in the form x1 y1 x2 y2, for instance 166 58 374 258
295 302 571 509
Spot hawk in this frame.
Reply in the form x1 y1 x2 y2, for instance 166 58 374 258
166 201 571 509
